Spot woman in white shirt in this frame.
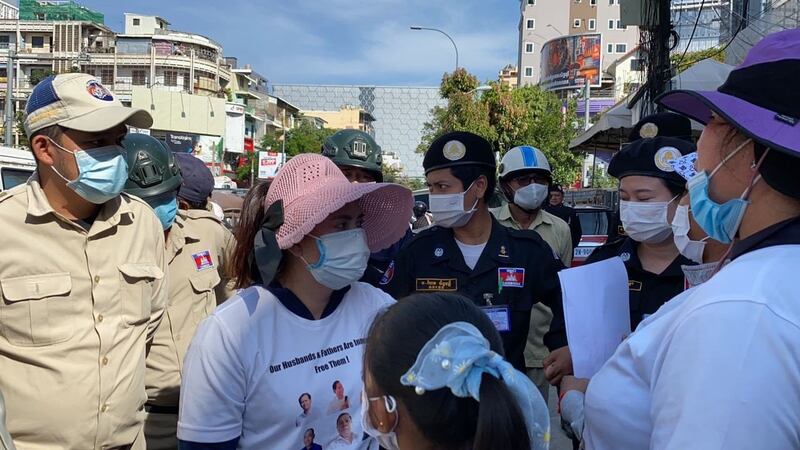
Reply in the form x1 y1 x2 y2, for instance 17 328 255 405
562 29 800 450
176 154 412 450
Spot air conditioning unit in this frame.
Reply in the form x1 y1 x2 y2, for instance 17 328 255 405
620 0 660 27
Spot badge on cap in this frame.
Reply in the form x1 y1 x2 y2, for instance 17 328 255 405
654 146 681 172
639 122 659 139
443 140 467 161
86 80 114 102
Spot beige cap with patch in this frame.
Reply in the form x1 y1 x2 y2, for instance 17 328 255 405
23 73 153 136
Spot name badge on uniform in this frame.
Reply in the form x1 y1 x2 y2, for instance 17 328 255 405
628 280 643 291
482 305 511 333
498 268 525 288
416 278 457 292
192 250 214 271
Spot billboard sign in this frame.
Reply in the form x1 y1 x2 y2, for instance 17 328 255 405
258 151 285 179
540 34 602 91
165 132 223 164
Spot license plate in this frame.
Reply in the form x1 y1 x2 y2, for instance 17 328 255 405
574 247 597 258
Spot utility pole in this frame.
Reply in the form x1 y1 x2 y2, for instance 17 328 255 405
584 78 591 130
5 48 14 146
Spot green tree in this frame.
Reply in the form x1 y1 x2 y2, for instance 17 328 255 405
15 111 28 149
417 69 582 186
671 47 726 74
382 164 426 190
259 119 338 159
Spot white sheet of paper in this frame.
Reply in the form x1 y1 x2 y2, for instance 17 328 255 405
559 257 631 378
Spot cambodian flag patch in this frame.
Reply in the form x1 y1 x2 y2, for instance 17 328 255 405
192 250 214 271
498 268 525 288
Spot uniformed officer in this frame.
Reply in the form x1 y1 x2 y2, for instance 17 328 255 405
491 145 572 404
321 129 413 289
545 184 582 249
0 73 167 449
386 131 568 372
122 141 235 450
584 135 697 330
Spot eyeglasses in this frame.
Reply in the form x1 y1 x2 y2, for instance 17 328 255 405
511 174 550 187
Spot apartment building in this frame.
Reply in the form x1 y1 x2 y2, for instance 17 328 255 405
517 0 639 86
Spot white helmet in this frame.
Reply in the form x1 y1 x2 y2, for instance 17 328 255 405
498 145 552 179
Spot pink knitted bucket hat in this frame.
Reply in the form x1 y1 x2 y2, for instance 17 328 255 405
265 153 413 252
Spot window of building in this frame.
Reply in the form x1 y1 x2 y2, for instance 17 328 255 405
164 70 178 87
574 0 581 3
100 68 114 86
607 43 614 53
182 72 190 92
631 58 645 71
617 19 624 29
0 35 8 49
588 19 596 30
132 69 147 86
573 19 582 28
31 36 44 48
524 66 534 77
133 18 140 25
525 42 535 53
590 0 597 5
526 19 535 29
616 43 628 53
608 19 615 29
527 0 535 4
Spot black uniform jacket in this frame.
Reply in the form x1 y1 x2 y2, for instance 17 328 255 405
586 236 694 330
385 217 567 370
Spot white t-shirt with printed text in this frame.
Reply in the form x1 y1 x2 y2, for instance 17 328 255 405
177 282 394 450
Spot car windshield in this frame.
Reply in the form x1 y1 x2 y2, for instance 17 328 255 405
578 210 608 235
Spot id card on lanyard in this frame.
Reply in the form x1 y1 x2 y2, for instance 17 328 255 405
481 293 510 332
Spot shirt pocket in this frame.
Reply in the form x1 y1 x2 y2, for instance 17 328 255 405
118 263 163 327
0 273 74 346
188 269 220 324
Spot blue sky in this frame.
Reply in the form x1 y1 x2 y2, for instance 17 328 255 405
73 0 520 87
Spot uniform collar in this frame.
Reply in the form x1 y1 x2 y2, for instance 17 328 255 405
267 280 350 320
731 215 800 260
25 173 134 235
434 216 515 277
495 203 549 230
620 238 692 276
184 208 219 221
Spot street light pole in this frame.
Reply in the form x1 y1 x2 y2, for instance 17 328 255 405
410 26 458 71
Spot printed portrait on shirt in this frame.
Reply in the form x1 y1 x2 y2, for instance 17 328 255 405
326 380 351 415
300 427 323 450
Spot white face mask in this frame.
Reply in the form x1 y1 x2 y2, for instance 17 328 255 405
361 387 399 450
619 197 677 244
429 181 478 229
513 183 549 211
305 228 371 290
671 204 708 264
682 262 717 287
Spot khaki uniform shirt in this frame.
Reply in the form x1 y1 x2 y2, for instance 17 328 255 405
0 177 167 450
491 204 572 368
145 209 235 406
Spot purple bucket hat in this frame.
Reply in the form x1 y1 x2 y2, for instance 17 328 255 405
656 28 800 157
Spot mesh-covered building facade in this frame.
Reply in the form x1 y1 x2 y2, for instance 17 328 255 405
272 84 445 178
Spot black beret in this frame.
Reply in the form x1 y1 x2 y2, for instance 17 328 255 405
174 152 215 204
609 136 697 184
423 131 496 175
628 112 693 142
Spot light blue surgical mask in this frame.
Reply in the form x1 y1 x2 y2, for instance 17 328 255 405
148 194 178 230
49 138 128 204
688 139 758 244
304 228 371 290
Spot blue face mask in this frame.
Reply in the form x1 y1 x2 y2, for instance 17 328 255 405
49 139 129 204
688 139 757 244
148 194 178 230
